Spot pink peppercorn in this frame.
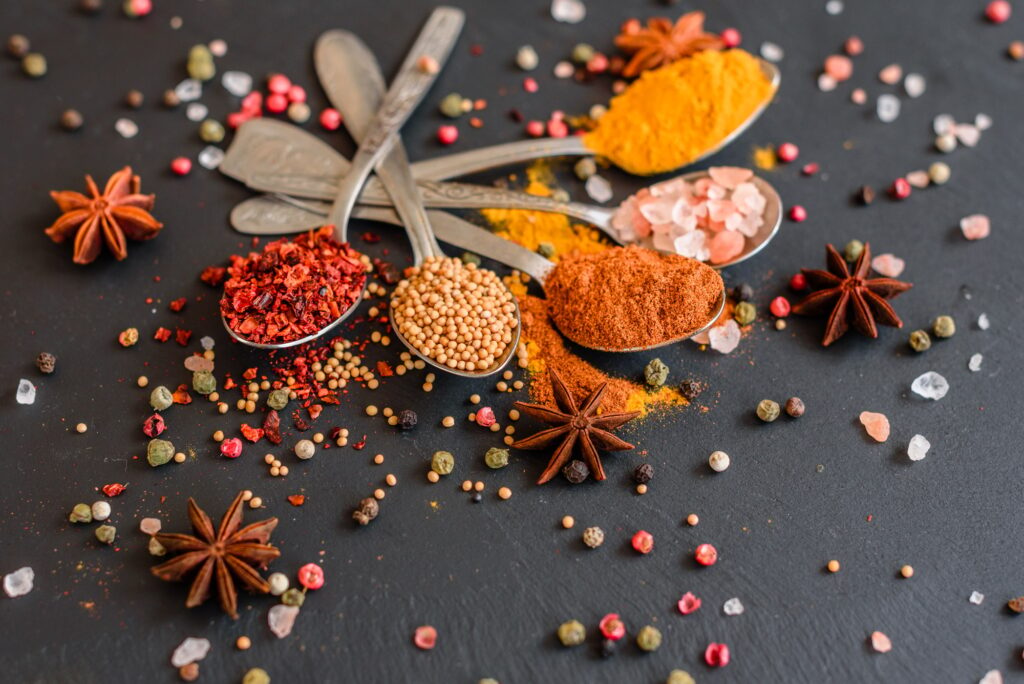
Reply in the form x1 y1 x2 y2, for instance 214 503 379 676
770 296 791 318
789 205 808 222
695 543 718 566
547 118 569 138
227 111 251 129
890 178 911 200
287 85 306 103
844 36 864 56
220 437 243 459
267 74 292 95
523 77 538 93
631 530 654 554
319 108 342 130
823 54 853 82
586 54 609 74
705 642 730 667
677 592 702 615
241 92 263 114
126 0 152 16
437 125 459 145
265 93 288 114
801 163 820 176
475 406 496 427
789 273 808 291
525 120 545 137
986 1 1012 23
297 563 324 590
720 28 742 48
170 157 192 176
413 625 437 650
776 142 799 163
598 613 626 641
143 414 166 437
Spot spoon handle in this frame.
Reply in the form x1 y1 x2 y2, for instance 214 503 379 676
324 7 464 240
413 136 591 181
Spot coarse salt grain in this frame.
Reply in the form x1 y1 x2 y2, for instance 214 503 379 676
977 313 990 330
871 253 905 277
3 567 34 598
760 42 784 62
904 73 926 98
550 0 585 24
722 597 744 616
870 631 892 653
268 604 300 638
876 94 900 123
960 214 990 240
969 353 983 372
584 175 613 203
907 434 930 461
115 118 139 138
708 320 741 354
185 103 208 122
911 371 949 400
170 637 211 667
859 411 890 442
970 590 985 605
878 64 902 84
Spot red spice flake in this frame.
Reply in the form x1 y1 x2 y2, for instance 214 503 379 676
242 367 258 381
308 404 323 421
695 543 718 566
704 642 730 667
292 410 310 431
287 494 305 507
413 625 438 650
171 384 192 405
352 435 367 450
376 361 394 377
168 297 187 312
297 563 325 590
631 530 654 554
599 613 626 641
200 265 227 287
153 327 172 343
174 328 192 346
223 377 237 391
320 394 340 405
221 226 367 345
469 44 483 56
117 328 139 347
220 437 243 458
677 592 702 615
360 231 381 244
263 410 282 445
142 413 165 437
240 423 264 442
373 258 401 284
101 483 127 497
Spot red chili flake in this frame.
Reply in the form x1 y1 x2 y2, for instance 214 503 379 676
240 423 264 442
221 226 367 345
263 410 282 445
469 43 483 56
168 297 187 312
200 265 227 287
242 367 258 381
174 328 192 346
171 384 192 405
631 530 654 554
599 614 626 641
695 543 718 566
469 117 483 129
287 494 305 506
375 361 394 377
220 437 243 458
329 427 343 440
475 406 496 427
297 563 325 590
360 231 381 244
413 625 438 650
223 377 237 391
143 413 165 437
769 296 791 318
292 411 310 431
101 483 127 497
153 327 172 343
704 642 730 667
373 258 401 284
308 404 323 420
352 435 367 450
677 592 702 615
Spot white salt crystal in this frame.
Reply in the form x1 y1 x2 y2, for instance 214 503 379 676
817 73 837 92
16 379 35 405
552 61 574 79
933 114 956 135
174 79 202 103
904 73 926 98
969 590 984 605
877 94 901 123
760 42 784 62
975 113 993 131
170 637 211 667
723 597 744 616
977 313 990 330
550 0 585 24
955 123 981 147
200 336 216 350
584 175 613 203
268 604 300 638
186 103 208 122
708 320 741 354
198 146 225 170
208 39 228 58
825 0 844 15
969 354 983 372
114 118 138 139
139 518 162 535
979 670 1003 684
222 71 252 97
911 371 949 400
3 567 34 598
907 434 930 461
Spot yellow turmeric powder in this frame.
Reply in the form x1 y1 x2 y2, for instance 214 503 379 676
585 49 775 175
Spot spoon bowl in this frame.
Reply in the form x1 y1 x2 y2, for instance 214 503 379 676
220 291 364 351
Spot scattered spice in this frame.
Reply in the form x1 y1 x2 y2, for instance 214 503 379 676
557 619 587 647
582 526 605 548
756 399 780 422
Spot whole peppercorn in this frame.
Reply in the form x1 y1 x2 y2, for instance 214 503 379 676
667 671 697 684
179 663 200 683
78 0 103 14
562 459 590 484
35 352 56 374
600 638 617 658
353 497 379 525
397 409 418 430
147 438 175 467
22 53 47 78
461 252 481 267
150 385 174 411
484 447 510 469
557 619 586 647
785 397 805 418
932 315 956 338
731 283 754 302
192 370 216 395
242 668 271 684
632 530 654 554
187 44 215 81
571 43 595 64
679 380 701 400
708 450 730 472
644 358 670 388
431 450 455 475
69 503 93 524
573 157 597 180
633 462 654 484
928 162 951 185
124 89 144 108
582 526 605 549
844 239 864 263
438 93 463 118
515 45 539 71
733 301 756 325
198 119 225 143
7 34 30 58
294 439 316 460
636 625 662 652
756 399 781 422
60 109 84 131
909 329 932 352
281 588 306 607
95 524 116 545
267 388 289 410
471 492 483 503
162 89 181 108
1007 597 1024 614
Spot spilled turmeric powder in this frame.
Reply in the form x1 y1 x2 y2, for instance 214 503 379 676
584 49 775 175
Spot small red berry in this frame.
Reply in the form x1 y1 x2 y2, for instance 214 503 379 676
297 563 324 590
413 625 437 650
770 296 791 318
241 92 263 114
475 406 496 427
789 273 808 291
437 125 459 145
125 0 152 17
720 28 742 48
890 177 911 200
776 142 799 162
287 85 307 103
522 77 538 93
705 642 731 667
546 118 569 138
631 530 654 554
227 111 251 129
170 157 192 176
801 162 820 176
586 54 609 74
265 93 288 114
220 437 243 459
695 543 718 566
986 1 1012 23
319 108 342 131
789 205 808 222
677 592 702 615
267 73 292 95
599 613 626 641
525 120 545 137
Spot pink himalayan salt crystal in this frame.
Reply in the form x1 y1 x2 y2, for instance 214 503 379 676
871 253 905 277
859 411 890 442
824 54 853 81
708 166 753 189
708 319 741 354
955 123 981 147
979 670 1003 684
709 230 745 265
139 517 162 535
878 63 902 84
906 170 930 188
960 214 990 240
268 604 300 638
870 630 892 653
851 88 867 105
184 355 214 372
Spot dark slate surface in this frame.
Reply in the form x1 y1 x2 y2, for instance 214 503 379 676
0 1 1021 682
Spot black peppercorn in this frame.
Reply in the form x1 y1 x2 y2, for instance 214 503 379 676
600 638 617 658
35 352 56 374
562 459 590 484
633 463 654 484
857 185 876 206
398 409 418 430
78 0 103 14
124 89 144 109
731 283 754 302
471 492 482 503
679 380 701 400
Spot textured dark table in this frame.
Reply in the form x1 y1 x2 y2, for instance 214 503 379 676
1 1 1022 682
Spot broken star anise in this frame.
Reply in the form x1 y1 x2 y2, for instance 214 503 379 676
45 165 163 264
615 11 725 78
511 369 640 484
151 491 280 619
792 243 913 347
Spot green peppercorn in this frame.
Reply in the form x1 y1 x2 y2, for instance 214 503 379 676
551 188 570 203
667 671 696 684
571 43 595 64
95 524 116 545
644 358 669 388
909 329 931 352
186 44 215 81
478 679 499 684
484 447 510 469
636 625 662 652
557 619 586 647
150 385 174 411
198 119 225 143
69 503 93 524
192 370 216 395
242 667 271 684
536 242 556 259
844 239 864 263
267 389 289 411
439 92 465 118
280 587 305 607
147 438 175 467
431 450 455 475
932 315 956 338
22 52 47 78
573 157 597 180
756 399 780 422
461 252 481 267
734 301 756 325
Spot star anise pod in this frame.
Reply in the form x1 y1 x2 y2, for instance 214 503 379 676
511 369 640 484
615 11 725 78
792 243 913 347
45 165 163 264
151 491 280 619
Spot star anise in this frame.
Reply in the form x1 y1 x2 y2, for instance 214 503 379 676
615 11 725 78
511 369 640 484
151 491 280 619
45 165 163 264
792 243 913 347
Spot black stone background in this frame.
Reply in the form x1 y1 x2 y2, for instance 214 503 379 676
1 0 1022 682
